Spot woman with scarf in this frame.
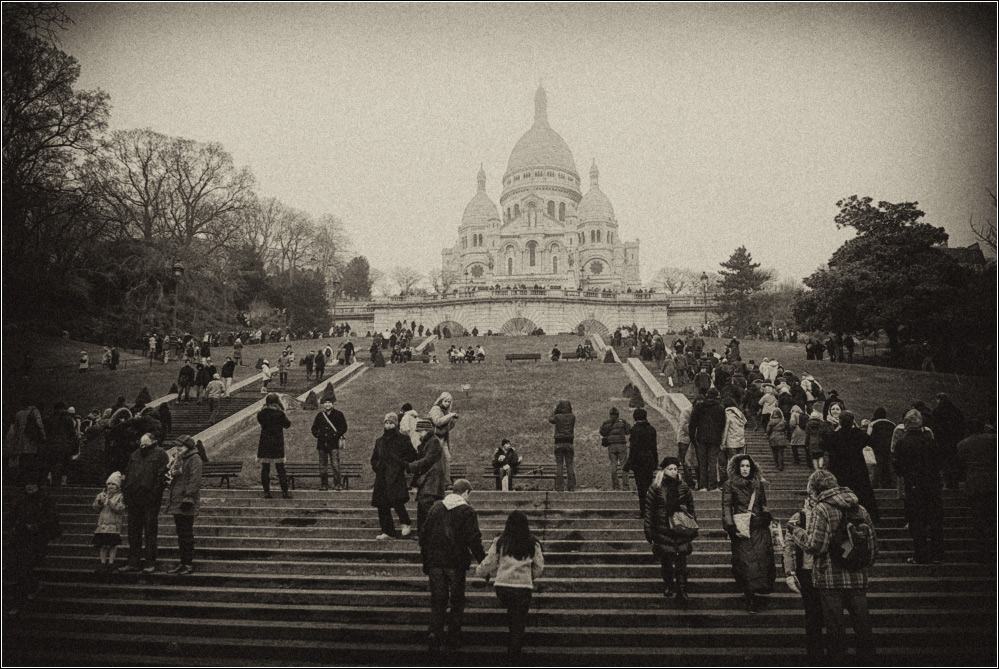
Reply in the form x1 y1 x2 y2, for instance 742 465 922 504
644 456 696 602
371 413 417 539
721 454 775 613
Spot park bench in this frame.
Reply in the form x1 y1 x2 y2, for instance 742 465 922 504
448 463 558 487
273 462 364 490
202 461 244 488
505 353 541 362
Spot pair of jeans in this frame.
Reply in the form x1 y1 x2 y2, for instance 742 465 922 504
495 586 533 655
659 553 687 586
554 446 575 492
173 514 195 566
694 441 720 489
127 502 161 567
818 588 875 664
905 487 944 562
318 449 341 488
427 567 466 638
377 503 412 536
634 468 654 518
608 446 630 490
207 397 221 423
416 494 442 554
798 570 825 663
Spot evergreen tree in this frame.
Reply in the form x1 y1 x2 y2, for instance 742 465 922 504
716 246 772 334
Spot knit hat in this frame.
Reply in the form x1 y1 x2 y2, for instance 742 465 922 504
633 408 647 421
383 412 399 427
806 469 839 498
609 407 619 416
660 456 681 470
176 435 197 450
106 471 123 488
839 410 856 430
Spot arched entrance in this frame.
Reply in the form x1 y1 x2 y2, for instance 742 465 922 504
576 319 610 338
436 321 467 338
501 317 538 336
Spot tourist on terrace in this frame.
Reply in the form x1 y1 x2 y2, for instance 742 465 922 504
476 510 545 658
644 457 695 603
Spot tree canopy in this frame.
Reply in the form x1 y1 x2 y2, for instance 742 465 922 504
715 246 772 334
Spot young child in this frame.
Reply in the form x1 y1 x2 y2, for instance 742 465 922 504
92 471 127 572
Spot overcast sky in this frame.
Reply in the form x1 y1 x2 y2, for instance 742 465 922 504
61 3 997 284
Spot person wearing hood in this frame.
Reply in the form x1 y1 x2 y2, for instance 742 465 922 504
626 409 658 517
805 410 831 471
866 408 896 489
758 385 778 433
822 391 844 421
689 388 726 491
893 409 944 564
421 478 486 654
259 359 273 394
788 469 877 665
92 471 127 573
120 432 169 573
371 413 417 539
825 411 879 522
428 392 458 484
766 408 789 472
788 405 808 466
548 400 576 492
644 457 696 602
165 435 204 575
600 407 632 492
722 454 775 613
257 393 291 499
720 399 747 484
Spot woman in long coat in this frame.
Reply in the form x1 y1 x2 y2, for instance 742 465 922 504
257 394 291 499
644 456 695 602
721 453 775 613
371 413 417 539
824 410 880 521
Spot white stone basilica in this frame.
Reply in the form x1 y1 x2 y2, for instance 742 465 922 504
443 86 641 291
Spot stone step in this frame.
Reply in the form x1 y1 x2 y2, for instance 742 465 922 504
35 568 993 594
33 582 988 610
43 555 994 579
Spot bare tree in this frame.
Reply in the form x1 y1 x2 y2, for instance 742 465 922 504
650 266 692 294
429 267 460 295
391 266 424 295
272 205 314 275
970 190 997 254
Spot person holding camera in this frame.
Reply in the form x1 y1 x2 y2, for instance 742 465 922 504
165 435 204 575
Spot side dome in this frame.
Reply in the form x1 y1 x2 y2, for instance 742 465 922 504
462 165 500 226
506 85 578 174
577 160 615 222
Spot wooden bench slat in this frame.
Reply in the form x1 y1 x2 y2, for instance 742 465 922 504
270 462 364 490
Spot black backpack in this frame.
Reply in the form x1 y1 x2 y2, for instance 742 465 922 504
828 505 875 570
811 380 825 402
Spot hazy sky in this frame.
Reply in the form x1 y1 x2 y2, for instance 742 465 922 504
61 3 997 283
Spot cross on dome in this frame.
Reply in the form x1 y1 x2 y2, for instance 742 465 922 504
535 84 548 126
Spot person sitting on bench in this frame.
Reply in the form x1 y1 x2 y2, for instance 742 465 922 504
492 439 521 491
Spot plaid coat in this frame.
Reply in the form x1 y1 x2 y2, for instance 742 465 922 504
790 486 877 589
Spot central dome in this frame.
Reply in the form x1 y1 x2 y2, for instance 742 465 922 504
506 86 578 175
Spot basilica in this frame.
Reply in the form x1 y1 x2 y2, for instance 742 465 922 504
442 86 641 291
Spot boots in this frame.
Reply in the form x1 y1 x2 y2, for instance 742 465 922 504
745 593 758 614
320 472 329 491
675 573 690 603
279 470 291 499
261 470 272 499
662 562 675 598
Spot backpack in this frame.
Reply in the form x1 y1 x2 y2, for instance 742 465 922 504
828 505 875 570
811 380 825 401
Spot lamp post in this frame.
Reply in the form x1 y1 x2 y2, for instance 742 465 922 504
172 260 186 333
330 279 341 324
700 271 709 325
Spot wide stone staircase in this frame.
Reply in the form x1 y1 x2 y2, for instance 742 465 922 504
4 427 994 666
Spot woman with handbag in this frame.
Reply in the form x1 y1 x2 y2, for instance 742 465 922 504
721 453 775 613
644 457 697 602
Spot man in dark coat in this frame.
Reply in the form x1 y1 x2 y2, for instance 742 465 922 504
931 393 965 490
120 432 169 573
689 388 726 491
893 410 945 564
370 413 416 538
177 361 195 402
407 421 446 554
626 409 659 518
421 478 485 653
43 402 77 486
311 399 348 490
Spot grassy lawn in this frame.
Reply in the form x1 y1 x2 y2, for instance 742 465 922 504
623 336 995 423
220 335 668 491
1 335 373 416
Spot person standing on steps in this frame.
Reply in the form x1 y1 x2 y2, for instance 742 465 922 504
371 412 416 539
644 457 695 603
428 392 459 484
165 435 203 575
626 409 658 518
548 400 576 492
421 478 486 654
600 407 632 492
476 510 545 659
311 397 348 490
220 357 236 397
257 394 291 499
407 419 446 551
782 494 826 664
119 433 169 574
721 453 775 614
689 388 726 491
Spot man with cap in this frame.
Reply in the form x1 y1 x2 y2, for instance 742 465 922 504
311 396 349 490
120 432 169 573
688 388 726 491
407 419 446 553
165 435 203 575
600 407 632 491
